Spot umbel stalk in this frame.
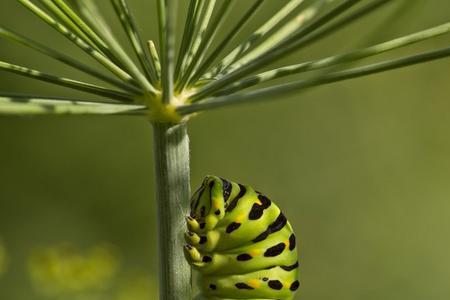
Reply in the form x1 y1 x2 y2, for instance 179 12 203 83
152 122 191 300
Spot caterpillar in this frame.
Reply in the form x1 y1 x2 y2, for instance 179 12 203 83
184 175 299 300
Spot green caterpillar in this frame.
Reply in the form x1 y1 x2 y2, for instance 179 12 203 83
184 175 299 300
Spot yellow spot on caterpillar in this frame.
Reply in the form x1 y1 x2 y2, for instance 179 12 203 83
248 279 261 288
250 249 260 256
284 240 289 247
213 199 221 209
255 199 262 205
235 213 245 223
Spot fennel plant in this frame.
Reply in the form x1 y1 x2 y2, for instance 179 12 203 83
0 1 449 299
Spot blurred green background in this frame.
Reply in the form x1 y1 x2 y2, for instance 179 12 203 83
1 0 450 299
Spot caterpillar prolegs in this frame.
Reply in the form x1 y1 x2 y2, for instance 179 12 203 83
184 176 299 300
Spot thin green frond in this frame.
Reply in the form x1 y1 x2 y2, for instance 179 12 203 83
68 0 157 96
175 0 216 89
254 0 394 78
190 0 362 101
67 0 137 73
148 40 162 82
67 0 142 73
0 94 146 115
206 0 308 78
0 61 134 102
297 0 393 51
175 1 208 82
0 26 141 94
353 0 413 47
156 0 166 65
111 0 158 85
179 46 450 114
174 0 198 80
51 0 107 47
41 0 97 50
158 0 178 104
218 22 450 95
178 0 235 91
188 0 265 85
50 0 121 62
67 0 124 62
218 0 327 77
16 0 138 87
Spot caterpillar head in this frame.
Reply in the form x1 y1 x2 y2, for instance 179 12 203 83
189 175 237 231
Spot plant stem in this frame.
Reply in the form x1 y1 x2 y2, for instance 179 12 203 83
152 122 191 300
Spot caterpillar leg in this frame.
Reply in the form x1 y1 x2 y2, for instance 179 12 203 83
184 244 202 263
186 216 200 231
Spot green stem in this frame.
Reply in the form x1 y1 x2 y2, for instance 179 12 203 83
152 122 191 300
